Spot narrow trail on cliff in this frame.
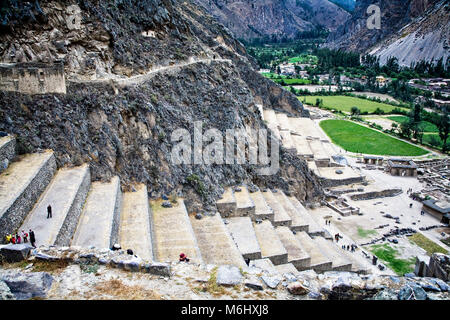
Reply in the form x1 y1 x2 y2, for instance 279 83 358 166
68 57 233 87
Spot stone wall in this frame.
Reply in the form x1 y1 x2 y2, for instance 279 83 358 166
0 136 16 174
109 182 123 249
320 176 365 188
0 153 57 242
0 62 66 94
55 169 91 246
350 189 403 201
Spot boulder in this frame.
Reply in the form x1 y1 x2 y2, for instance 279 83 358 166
244 278 264 291
1 272 53 300
0 244 33 262
261 275 281 289
287 281 310 295
398 283 428 300
145 262 172 277
216 265 242 286
0 280 15 300
369 288 398 300
428 253 450 281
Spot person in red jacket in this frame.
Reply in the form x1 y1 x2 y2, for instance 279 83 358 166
179 253 190 262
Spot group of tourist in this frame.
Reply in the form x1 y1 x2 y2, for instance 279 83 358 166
341 244 357 252
5 229 36 247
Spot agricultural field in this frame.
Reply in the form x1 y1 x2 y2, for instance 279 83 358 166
300 95 408 114
387 116 439 133
319 120 429 156
288 54 318 64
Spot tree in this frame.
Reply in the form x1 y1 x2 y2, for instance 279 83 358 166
400 120 413 139
351 106 360 116
437 111 450 152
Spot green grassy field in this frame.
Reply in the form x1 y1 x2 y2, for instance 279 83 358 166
288 54 318 64
273 78 311 85
370 243 416 276
320 120 429 156
387 116 439 133
300 95 408 114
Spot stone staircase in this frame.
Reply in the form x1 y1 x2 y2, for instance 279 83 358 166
151 198 203 264
119 184 154 261
72 176 122 249
0 135 364 275
190 213 246 268
263 110 332 167
20 164 91 247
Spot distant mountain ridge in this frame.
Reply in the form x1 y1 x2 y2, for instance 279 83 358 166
326 0 449 66
329 0 356 12
192 0 351 41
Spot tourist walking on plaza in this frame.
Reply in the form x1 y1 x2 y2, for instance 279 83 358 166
29 229 36 248
47 204 52 219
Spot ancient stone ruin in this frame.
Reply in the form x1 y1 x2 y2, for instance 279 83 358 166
0 61 66 95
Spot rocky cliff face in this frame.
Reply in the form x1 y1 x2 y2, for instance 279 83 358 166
368 0 449 66
192 0 351 41
0 0 322 212
327 0 448 66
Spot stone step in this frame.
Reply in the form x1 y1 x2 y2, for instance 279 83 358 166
275 113 293 131
275 263 299 275
216 187 236 218
0 151 56 242
289 117 322 138
119 184 153 261
288 196 324 236
307 161 320 176
261 190 291 227
249 258 277 275
233 186 255 217
226 217 262 260
20 164 90 247
338 247 371 274
190 213 246 268
247 189 274 222
313 236 352 272
253 220 288 265
294 231 332 272
275 226 311 270
291 135 314 159
151 198 203 264
263 109 281 140
71 176 122 250
0 135 16 173
279 130 296 151
272 190 309 232
308 139 330 161
322 141 336 157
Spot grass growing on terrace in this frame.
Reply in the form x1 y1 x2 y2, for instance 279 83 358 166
408 233 449 256
300 95 408 114
357 227 378 238
370 243 416 276
319 120 429 156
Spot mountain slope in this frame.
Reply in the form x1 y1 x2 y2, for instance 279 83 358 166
327 0 448 66
192 0 351 41
0 0 322 211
